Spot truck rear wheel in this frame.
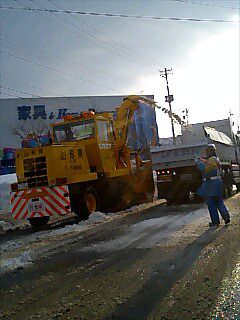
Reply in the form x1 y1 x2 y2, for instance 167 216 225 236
227 186 233 197
28 216 50 227
193 193 203 203
166 190 189 205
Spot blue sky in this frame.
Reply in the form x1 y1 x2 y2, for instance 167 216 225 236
0 0 239 136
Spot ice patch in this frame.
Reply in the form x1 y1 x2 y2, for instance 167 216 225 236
130 216 177 232
138 208 207 248
0 173 17 212
0 250 32 274
80 215 179 252
80 207 207 252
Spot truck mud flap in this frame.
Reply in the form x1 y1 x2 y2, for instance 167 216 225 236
10 185 71 219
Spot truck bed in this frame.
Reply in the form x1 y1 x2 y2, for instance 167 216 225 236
150 142 207 170
151 140 237 171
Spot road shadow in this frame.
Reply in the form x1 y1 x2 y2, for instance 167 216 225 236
102 226 227 320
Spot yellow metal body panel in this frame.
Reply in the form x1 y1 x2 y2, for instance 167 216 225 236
15 143 97 186
105 168 129 178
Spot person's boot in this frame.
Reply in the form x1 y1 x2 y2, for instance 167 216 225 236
224 217 230 225
209 221 220 228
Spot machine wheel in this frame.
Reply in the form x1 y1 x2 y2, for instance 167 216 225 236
223 188 228 199
193 193 204 203
109 186 132 212
74 188 98 220
122 188 132 208
227 186 233 197
28 216 50 227
237 183 240 193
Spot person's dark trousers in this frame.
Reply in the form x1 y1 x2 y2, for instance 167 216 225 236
207 196 230 225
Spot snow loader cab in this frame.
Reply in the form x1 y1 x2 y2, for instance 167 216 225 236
52 118 95 143
10 96 156 227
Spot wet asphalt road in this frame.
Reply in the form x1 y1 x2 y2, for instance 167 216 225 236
0 197 239 320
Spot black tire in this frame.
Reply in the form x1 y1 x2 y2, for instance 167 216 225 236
223 189 228 199
74 187 98 220
167 190 189 204
193 193 204 203
237 183 240 193
28 216 50 227
227 186 233 197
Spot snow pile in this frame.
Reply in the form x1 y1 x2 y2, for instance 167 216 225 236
0 250 32 274
46 212 108 238
88 211 108 222
0 173 17 212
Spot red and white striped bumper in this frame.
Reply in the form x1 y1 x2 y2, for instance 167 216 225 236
10 185 71 219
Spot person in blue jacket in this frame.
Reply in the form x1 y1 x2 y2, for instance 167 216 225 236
195 144 230 227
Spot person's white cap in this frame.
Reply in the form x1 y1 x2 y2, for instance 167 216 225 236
206 143 216 149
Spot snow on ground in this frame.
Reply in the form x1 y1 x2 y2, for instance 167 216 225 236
0 200 166 275
0 251 33 272
80 207 208 252
0 209 136 274
0 212 109 252
0 173 17 212
0 173 17 184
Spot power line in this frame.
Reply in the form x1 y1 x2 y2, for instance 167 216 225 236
0 34 111 85
0 5 239 23
0 33 139 91
0 74 64 97
0 85 42 97
0 49 120 93
171 0 240 11
0 92 20 98
26 0 158 70
46 0 160 68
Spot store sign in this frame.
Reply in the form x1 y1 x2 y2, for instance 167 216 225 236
17 105 79 121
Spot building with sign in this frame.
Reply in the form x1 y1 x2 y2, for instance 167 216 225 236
0 95 158 150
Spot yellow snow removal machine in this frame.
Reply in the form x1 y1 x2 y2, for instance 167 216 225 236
10 96 156 226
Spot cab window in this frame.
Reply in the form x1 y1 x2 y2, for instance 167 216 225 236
53 119 95 143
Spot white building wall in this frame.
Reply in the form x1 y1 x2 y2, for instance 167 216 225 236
0 95 154 148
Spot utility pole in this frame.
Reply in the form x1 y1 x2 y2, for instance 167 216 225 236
228 110 239 161
159 68 176 145
182 108 189 125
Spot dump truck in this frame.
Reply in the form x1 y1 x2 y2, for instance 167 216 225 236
151 120 240 204
10 96 155 227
